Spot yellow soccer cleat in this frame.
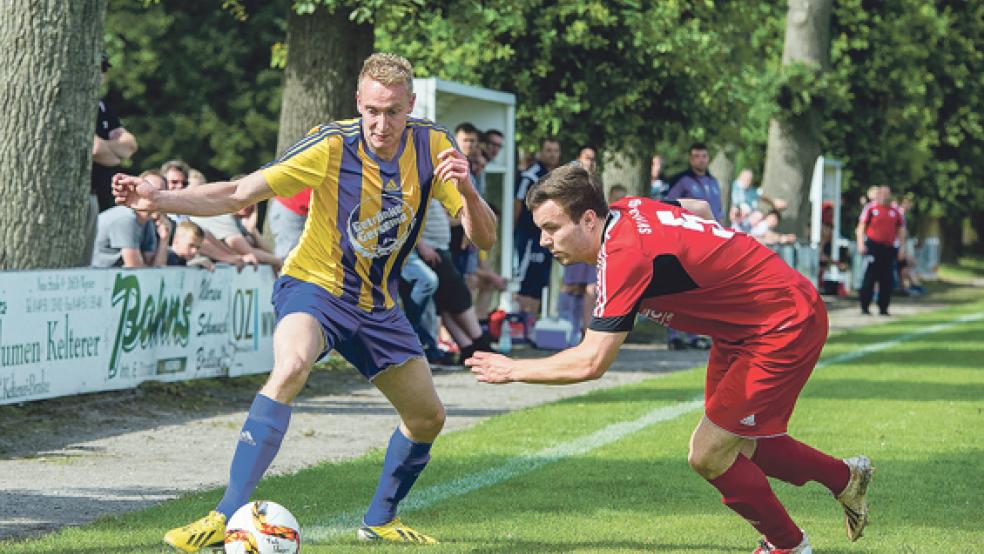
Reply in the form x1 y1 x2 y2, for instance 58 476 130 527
164 510 226 553
357 517 438 544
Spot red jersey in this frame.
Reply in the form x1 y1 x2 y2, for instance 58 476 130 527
590 197 821 343
859 201 904 246
276 188 312 216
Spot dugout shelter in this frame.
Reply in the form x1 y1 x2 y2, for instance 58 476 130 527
411 78 517 281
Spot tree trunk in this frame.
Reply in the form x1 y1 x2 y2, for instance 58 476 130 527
275 5 374 155
601 150 646 197
709 145 736 217
760 0 832 237
0 1 107 269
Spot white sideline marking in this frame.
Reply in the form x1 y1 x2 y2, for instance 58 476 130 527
305 310 984 541
817 311 984 368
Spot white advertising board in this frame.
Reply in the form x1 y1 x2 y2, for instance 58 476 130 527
0 265 276 405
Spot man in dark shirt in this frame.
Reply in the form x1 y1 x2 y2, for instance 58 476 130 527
83 54 138 265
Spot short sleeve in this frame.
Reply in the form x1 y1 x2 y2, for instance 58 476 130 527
858 204 872 224
107 214 143 250
140 221 158 253
589 235 653 333
429 129 464 218
260 127 333 198
191 215 242 241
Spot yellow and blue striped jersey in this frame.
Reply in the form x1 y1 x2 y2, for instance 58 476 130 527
261 117 463 312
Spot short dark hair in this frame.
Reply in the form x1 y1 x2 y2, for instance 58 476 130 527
689 142 709 153
541 136 560 148
578 145 597 156
526 164 608 222
483 129 503 141
455 122 479 136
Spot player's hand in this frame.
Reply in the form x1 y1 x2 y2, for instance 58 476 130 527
152 213 170 241
465 351 515 384
435 148 472 191
113 173 159 211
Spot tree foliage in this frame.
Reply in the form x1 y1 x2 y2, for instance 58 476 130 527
376 1 785 164
104 0 287 179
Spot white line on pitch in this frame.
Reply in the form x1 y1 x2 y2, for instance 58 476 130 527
305 310 984 542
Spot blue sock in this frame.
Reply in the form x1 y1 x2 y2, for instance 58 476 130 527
363 427 432 526
216 393 291 519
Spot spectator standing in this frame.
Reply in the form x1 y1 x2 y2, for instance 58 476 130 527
664 143 722 349
559 146 601 343
649 154 669 200
84 54 138 265
268 189 311 258
482 129 504 164
665 143 723 221
514 137 561 319
856 185 905 315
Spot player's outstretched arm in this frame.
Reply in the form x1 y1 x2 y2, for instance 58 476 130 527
465 329 627 385
435 148 497 251
113 170 275 217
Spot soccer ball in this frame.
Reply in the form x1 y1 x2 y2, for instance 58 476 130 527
224 501 301 554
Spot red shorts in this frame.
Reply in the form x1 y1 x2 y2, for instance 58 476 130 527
704 300 828 438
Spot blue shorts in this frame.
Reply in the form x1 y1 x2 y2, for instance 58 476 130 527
514 234 552 298
563 262 597 286
272 276 423 380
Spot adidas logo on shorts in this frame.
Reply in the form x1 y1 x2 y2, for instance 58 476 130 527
739 414 756 427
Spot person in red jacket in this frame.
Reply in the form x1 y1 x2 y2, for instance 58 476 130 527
856 185 906 315
467 164 874 554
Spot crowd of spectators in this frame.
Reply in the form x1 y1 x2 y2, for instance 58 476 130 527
87 46 928 363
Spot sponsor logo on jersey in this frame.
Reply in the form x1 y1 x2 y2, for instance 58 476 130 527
347 194 416 259
638 307 675 326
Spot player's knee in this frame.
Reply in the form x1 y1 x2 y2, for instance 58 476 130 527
405 405 446 438
272 355 311 387
687 449 717 479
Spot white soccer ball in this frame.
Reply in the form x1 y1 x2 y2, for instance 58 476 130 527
224 500 301 554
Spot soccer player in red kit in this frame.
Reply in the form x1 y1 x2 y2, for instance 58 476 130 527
466 164 873 554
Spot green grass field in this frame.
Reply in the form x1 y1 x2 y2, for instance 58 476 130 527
5 295 984 553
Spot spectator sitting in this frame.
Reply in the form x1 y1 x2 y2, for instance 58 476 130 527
729 168 787 226
168 220 214 270
649 154 668 200
481 129 504 164
608 184 628 203
187 168 207 188
161 159 191 191
514 137 561 319
750 210 796 246
91 174 168 268
191 181 282 272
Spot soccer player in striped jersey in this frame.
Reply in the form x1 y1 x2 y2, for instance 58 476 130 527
467 164 873 554
113 53 496 551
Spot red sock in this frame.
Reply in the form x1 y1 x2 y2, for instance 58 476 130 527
751 435 850 494
708 455 803 549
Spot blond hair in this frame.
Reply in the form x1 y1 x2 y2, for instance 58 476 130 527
175 220 205 240
358 53 414 93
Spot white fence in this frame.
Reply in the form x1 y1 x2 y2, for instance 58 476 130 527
0 265 276 405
